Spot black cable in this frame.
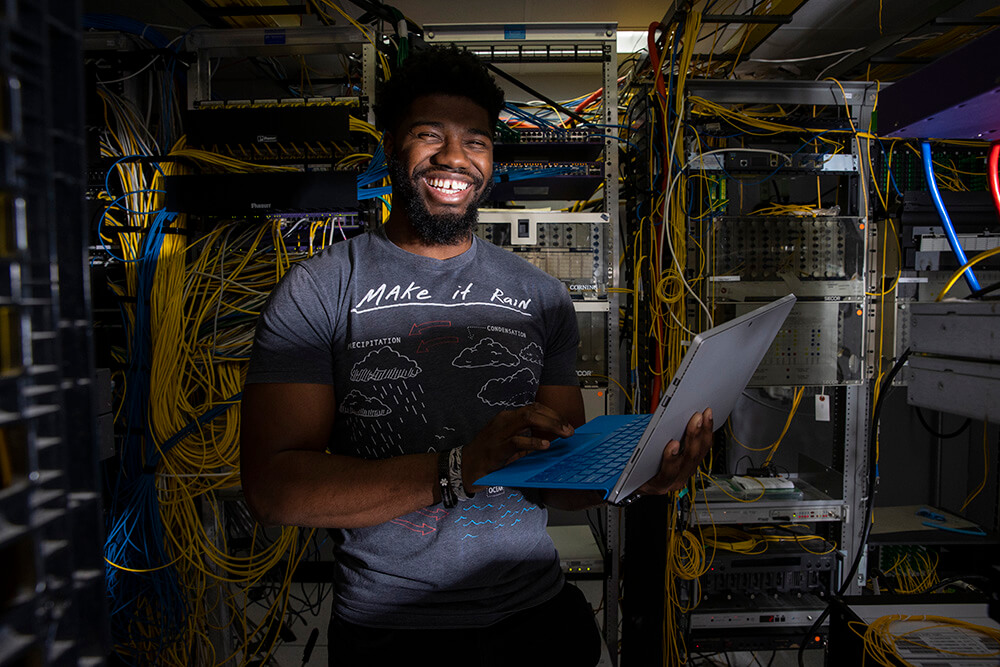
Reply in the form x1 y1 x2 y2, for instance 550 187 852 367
301 628 320 665
735 454 753 475
915 406 971 439
928 575 988 593
797 349 911 667
766 650 777 667
970 279 1000 299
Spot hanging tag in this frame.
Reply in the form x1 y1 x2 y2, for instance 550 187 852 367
815 392 830 422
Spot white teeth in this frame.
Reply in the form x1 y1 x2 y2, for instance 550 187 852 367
427 177 470 192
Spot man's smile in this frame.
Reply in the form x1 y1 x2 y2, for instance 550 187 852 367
417 169 481 206
425 176 471 194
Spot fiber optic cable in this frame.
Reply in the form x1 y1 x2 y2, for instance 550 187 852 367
988 141 1000 220
921 141 981 291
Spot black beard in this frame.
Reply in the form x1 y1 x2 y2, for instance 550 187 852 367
388 156 493 246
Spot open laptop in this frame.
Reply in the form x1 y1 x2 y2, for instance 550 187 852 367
475 294 797 505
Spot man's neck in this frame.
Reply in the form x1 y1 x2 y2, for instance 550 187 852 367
382 215 473 260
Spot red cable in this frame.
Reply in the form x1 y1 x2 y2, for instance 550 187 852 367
574 88 603 114
988 141 1000 221
647 23 667 103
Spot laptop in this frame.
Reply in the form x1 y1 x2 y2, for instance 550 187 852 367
475 294 797 505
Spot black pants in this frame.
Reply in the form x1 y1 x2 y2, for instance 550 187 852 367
327 582 602 667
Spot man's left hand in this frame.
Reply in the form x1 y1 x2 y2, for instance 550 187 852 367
637 408 714 496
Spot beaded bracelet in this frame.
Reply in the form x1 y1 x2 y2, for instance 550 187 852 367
437 449 457 508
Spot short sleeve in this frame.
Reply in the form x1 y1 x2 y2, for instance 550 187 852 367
246 264 338 385
538 288 580 387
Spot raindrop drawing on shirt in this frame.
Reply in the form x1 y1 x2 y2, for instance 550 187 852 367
343 348 428 458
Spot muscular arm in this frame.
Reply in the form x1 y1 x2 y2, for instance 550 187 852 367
240 382 573 529
240 382 441 528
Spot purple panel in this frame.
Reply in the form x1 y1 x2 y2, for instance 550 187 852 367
879 28 1000 140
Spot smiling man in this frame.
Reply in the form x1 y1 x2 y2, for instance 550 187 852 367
240 46 712 666
385 93 493 246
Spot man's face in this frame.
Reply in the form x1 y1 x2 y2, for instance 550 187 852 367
387 93 494 245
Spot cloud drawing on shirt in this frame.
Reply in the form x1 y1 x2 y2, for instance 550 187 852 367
478 368 537 407
351 346 422 382
519 342 543 366
340 390 392 418
452 338 519 369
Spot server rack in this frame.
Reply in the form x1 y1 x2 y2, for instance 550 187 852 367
88 25 377 663
692 78 876 647
622 79 878 663
423 22 624 661
1 0 105 665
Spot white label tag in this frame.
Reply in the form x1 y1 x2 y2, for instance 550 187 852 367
815 394 830 422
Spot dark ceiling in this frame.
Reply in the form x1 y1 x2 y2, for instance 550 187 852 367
83 0 999 83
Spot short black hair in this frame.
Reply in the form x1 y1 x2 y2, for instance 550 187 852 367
373 45 505 136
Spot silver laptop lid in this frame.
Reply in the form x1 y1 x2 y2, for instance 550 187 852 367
609 294 797 503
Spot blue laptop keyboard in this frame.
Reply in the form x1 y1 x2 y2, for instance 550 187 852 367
525 415 652 485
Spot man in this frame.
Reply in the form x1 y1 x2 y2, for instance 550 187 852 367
240 46 712 666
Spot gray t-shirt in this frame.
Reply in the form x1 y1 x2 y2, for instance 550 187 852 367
246 229 580 628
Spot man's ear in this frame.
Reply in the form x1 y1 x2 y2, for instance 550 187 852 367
383 132 394 158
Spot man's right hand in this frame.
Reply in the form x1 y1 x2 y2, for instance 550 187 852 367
462 402 574 493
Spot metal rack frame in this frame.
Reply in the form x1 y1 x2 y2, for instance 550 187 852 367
679 80 877 641
683 80 876 596
185 26 375 110
606 79 881 663
425 22 623 662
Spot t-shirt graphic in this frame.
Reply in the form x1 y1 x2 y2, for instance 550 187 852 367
247 230 579 628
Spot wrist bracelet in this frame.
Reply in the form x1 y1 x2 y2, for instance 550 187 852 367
448 446 475 502
437 450 457 508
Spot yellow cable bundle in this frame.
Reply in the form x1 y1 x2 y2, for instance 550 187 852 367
98 75 338 666
149 153 190 451
148 217 315 664
662 488 709 666
745 524 838 556
850 614 1000 665
886 548 939 594
141 194 322 662
701 525 767 554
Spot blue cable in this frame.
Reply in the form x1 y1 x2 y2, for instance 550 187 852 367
97 192 169 262
876 138 903 197
589 133 640 152
921 141 980 292
103 212 190 658
105 157 164 203
83 14 171 49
